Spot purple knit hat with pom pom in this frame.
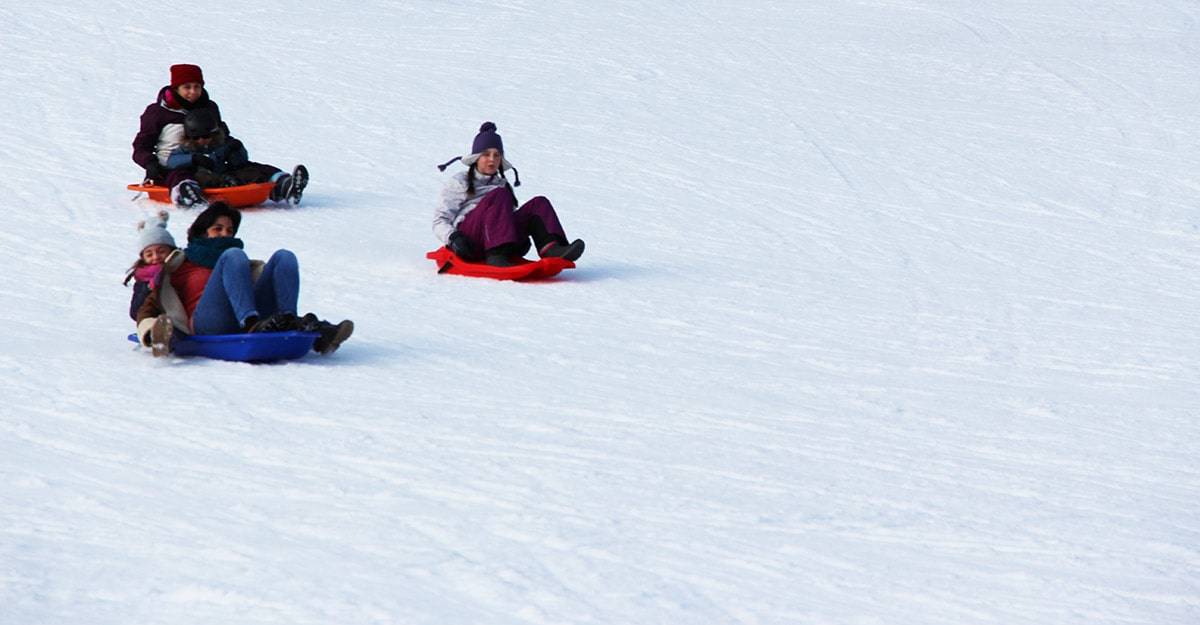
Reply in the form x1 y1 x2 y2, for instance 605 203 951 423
470 121 504 154
437 121 520 186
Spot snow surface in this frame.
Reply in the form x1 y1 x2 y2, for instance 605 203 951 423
2 1 1199 623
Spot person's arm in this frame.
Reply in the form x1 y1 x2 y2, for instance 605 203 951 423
131 106 161 169
221 138 249 169
433 176 467 244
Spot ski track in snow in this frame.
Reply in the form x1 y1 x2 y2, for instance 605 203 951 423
2 1 1199 624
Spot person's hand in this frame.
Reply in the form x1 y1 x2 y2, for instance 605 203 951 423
448 231 478 260
143 161 165 182
192 154 215 170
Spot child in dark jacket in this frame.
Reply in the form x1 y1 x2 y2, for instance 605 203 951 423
167 109 308 203
124 211 177 320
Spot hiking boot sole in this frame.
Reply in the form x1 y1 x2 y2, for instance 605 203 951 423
289 165 309 205
150 316 173 357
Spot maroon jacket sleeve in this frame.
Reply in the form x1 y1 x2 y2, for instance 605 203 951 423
132 103 162 170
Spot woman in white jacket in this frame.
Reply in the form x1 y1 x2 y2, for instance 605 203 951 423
434 122 584 267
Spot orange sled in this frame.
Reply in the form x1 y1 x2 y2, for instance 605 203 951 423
426 247 574 281
127 181 276 208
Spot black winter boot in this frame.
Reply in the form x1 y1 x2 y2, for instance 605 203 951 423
174 181 207 207
484 242 524 267
539 239 585 261
270 174 293 202
485 252 518 267
248 312 300 333
288 165 309 205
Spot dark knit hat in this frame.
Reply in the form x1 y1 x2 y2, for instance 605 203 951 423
187 201 241 242
437 121 520 186
170 64 204 88
471 121 504 154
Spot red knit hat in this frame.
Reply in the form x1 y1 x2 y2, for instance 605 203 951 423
170 64 204 88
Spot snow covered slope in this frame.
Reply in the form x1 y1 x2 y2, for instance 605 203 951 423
2 2 1198 623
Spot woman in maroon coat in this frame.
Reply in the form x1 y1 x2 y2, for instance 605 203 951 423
131 64 222 206
132 64 308 207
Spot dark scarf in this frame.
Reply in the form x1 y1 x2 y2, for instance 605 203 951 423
185 237 244 268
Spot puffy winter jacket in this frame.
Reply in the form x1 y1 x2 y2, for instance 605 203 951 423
165 127 249 174
131 86 223 170
433 169 516 244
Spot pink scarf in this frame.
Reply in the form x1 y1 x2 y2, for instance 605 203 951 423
133 263 163 287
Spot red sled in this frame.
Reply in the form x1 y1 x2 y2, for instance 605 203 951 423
426 247 574 281
127 181 276 208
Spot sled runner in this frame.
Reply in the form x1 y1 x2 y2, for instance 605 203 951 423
128 330 319 363
127 181 276 208
426 247 574 281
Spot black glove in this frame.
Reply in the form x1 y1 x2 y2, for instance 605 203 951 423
143 161 165 182
192 154 215 170
447 231 478 260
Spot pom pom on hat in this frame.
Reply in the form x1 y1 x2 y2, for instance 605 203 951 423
137 210 176 254
471 121 504 155
170 64 204 88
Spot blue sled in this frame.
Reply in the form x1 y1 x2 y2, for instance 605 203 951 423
128 331 319 363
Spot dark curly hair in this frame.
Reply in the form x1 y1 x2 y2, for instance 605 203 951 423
186 201 242 242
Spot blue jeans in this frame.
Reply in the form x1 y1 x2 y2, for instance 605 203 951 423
192 248 300 334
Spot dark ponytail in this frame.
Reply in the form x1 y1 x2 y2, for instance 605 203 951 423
465 163 477 198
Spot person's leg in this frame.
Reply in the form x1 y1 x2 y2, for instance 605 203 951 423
192 249 258 334
164 168 198 189
228 162 283 185
192 169 225 187
514 195 568 247
456 186 522 252
253 249 300 318
515 196 585 260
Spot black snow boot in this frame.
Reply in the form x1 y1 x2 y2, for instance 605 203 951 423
484 242 523 267
539 239 585 261
174 181 207 208
247 312 300 333
270 174 293 202
485 252 518 267
288 165 309 205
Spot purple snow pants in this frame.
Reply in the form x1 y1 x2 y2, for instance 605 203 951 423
458 186 568 256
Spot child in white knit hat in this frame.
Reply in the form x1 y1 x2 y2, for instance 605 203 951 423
124 210 177 321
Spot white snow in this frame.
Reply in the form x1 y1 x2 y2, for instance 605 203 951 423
2 1 1199 624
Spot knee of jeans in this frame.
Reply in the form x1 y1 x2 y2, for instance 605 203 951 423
219 248 250 263
271 249 298 268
